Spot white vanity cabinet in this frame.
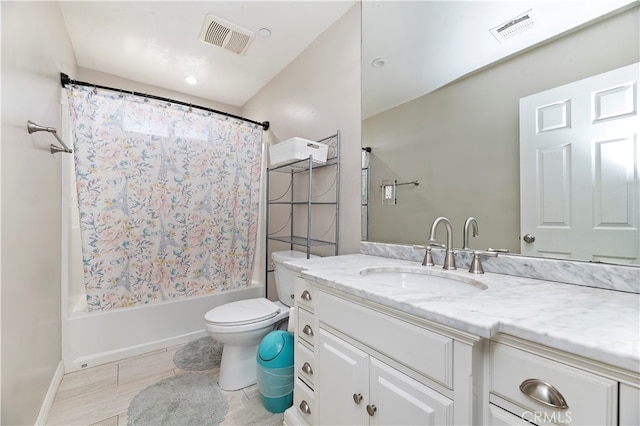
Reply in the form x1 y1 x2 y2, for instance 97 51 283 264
283 274 640 426
285 278 483 426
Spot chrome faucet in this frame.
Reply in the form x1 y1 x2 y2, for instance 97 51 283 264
428 217 456 270
462 217 479 250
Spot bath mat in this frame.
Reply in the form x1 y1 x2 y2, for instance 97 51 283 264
127 373 228 426
173 336 223 371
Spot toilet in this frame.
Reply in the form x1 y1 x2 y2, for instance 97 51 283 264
204 250 317 391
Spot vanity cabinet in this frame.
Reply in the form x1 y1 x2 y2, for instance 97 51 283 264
285 278 483 425
283 274 639 426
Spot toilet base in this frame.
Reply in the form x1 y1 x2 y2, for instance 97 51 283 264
218 343 260 391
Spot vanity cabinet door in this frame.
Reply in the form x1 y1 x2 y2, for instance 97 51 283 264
619 383 640 426
369 357 453 426
318 327 453 426
317 328 369 425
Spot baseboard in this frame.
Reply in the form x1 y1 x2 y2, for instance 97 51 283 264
34 360 64 425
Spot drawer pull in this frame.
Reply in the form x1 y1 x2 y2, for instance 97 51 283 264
353 393 363 404
519 378 569 409
299 400 311 415
302 325 314 336
366 404 377 416
302 362 313 375
300 290 312 301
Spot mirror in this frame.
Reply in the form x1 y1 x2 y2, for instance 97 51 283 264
361 1 639 264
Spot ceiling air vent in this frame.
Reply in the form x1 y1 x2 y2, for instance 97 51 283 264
490 9 535 43
199 14 255 55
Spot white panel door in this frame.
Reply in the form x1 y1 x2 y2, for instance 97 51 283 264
317 328 369 425
369 357 453 426
520 62 640 263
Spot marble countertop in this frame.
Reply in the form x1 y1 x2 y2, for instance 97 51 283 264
283 254 640 372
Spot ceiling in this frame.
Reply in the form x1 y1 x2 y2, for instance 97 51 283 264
362 0 639 118
59 1 356 108
59 1 637 115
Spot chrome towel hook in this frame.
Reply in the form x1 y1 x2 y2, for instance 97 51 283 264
26 120 72 154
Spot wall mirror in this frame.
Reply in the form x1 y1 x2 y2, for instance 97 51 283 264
361 0 639 265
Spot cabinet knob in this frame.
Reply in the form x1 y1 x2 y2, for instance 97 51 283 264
302 362 313 375
519 378 569 409
523 233 536 243
366 404 377 416
352 393 363 404
299 400 311 415
302 325 314 336
300 290 312 301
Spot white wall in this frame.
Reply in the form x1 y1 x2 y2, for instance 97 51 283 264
1 2 77 424
242 4 361 297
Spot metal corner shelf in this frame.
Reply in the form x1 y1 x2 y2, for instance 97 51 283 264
265 131 340 293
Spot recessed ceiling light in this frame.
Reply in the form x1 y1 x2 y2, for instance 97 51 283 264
184 75 198 85
258 28 272 38
371 58 387 68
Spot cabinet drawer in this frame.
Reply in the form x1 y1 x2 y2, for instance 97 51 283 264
489 342 617 425
487 403 531 426
316 290 453 388
295 342 315 386
295 277 314 311
297 307 315 347
294 378 316 424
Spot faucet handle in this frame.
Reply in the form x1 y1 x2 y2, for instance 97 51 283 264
421 245 435 267
468 250 498 274
487 248 509 253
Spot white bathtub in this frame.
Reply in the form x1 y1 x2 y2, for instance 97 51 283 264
62 285 262 373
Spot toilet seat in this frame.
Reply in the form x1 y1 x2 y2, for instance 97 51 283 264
204 298 281 326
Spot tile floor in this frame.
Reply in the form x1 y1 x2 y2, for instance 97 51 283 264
46 343 285 426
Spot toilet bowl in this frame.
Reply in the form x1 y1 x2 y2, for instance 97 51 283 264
204 250 318 391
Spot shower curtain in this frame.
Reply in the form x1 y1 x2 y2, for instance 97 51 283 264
67 86 263 312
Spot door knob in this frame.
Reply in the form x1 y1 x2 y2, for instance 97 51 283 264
523 233 536 243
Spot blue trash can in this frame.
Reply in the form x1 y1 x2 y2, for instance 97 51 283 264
256 330 294 413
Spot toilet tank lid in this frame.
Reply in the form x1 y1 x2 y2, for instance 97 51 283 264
272 250 319 263
204 298 280 325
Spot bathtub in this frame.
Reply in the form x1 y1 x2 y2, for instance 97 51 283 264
63 285 263 373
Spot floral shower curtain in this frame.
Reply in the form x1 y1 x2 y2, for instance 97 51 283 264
67 86 263 311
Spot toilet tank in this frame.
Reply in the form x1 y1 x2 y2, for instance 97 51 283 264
272 250 318 307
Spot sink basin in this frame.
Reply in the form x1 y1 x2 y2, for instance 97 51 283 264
360 266 487 294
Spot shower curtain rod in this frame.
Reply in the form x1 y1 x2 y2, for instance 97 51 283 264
60 73 270 131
